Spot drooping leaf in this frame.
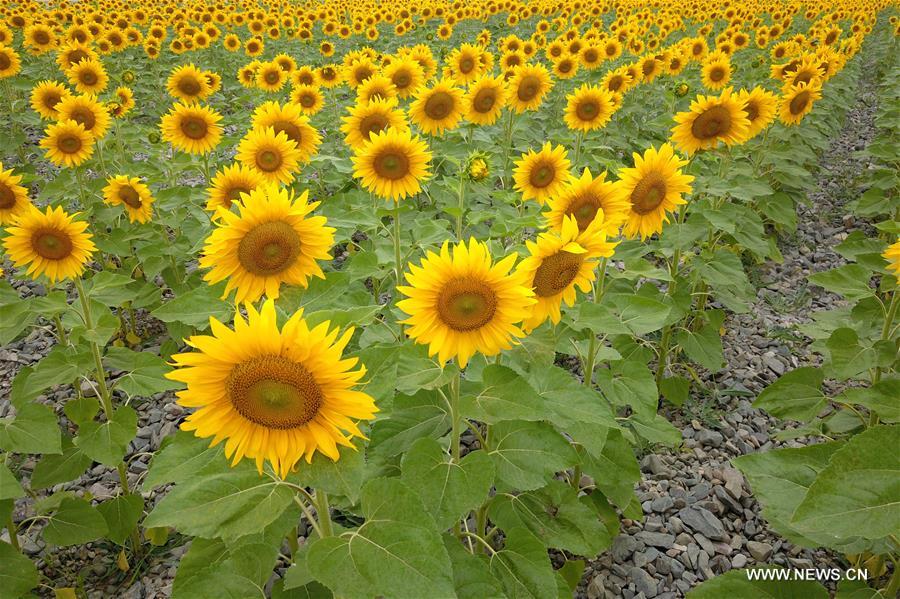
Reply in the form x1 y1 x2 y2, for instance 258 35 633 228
488 527 557 599
74 405 138 466
443 535 504 599
43 497 109 546
292 442 367 504
0 402 62 455
487 420 577 492
0 462 24 500
753 367 827 422
0 541 40 598
103 347 182 397
97 494 144 545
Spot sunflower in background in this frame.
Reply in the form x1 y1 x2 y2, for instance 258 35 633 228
518 215 617 332
341 97 409 151
701 52 732 90
383 57 425 98
102 175 154 223
256 61 288 92
113 87 135 117
30 81 71 120
564 84 615 132
66 58 108 95
397 238 536 367
0 45 21 79
507 63 553 113
200 185 335 302
671 88 751 155
56 41 97 72
2 205 95 283
206 163 265 213
618 144 695 240
779 80 822 126
56 94 111 140
40 120 95 167
545 168 630 233
160 102 223 155
0 163 32 225
236 127 303 185
409 78 465 136
250 101 321 165
166 299 378 479
24 24 56 55
292 65 319 87
463 74 507 126
290 84 324 116
352 127 432 201
167 63 211 103
357 74 398 104
883 239 900 282
737 87 778 139
513 142 572 205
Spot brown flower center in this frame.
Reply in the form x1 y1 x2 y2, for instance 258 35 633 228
473 87 497 113
436 278 498 331
269 120 302 146
691 105 732 140
224 185 250 207
744 101 759 123
576 99 599 121
630 173 667 214
533 251 583 297
529 161 556 188
42 92 62 111
255 148 284 172
359 113 389 138
80 69 98 86
516 74 541 101
177 76 202 97
227 355 322 429
424 90 454 120
0 182 16 209
708 66 726 82
180 115 209 140
373 150 410 180
58 133 83 154
459 56 475 73
237 220 301 275
118 185 142 208
70 107 96 131
789 91 810 115
567 195 601 231
31 228 73 260
0 53 10 70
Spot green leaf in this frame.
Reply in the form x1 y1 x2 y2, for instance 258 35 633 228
525 366 617 429
292 443 367 504
627 412 682 446
144 430 225 489
98 494 144 545
395 343 458 394
675 311 725 372
686 567 827 598
695 249 755 313
304 305 382 329
808 264 875 300
0 541 40 598
401 437 495 529
151 284 232 329
838 379 900 423
570 424 640 510
369 390 450 458
607 293 672 336
488 480 613 555
0 402 62 454
488 527 557 599
63 396 99 427
307 478 456 599
659 375 690 407
85 271 141 305
487 420 577 492
753 367 827 422
43 497 109 546
595 359 658 418
74 405 138 467
10 345 93 406
792 425 900 541
31 437 93 489
103 347 182 397
0 462 24 500
459 365 548 424
442 535 504 599
826 328 889 381
0 299 36 346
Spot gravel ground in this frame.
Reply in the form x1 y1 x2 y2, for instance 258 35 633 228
0 42 886 599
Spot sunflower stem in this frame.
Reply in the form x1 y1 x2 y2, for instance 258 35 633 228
500 109 516 188
286 526 300 559
572 131 585 169
870 289 898 425
455 169 466 241
53 313 68 346
314 489 334 538
74 166 88 207
392 202 405 339
450 370 462 463
582 257 609 388
5 513 19 553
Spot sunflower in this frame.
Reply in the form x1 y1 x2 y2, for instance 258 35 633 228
290 84 324 116
352 127 432 202
206 163 265 213
256 61 288 92
167 63 211 103
779 80 823 126
544 167 630 233
701 52 732 90
507 63 553 113
2 205 95 283
40 120 95 167
671 88 751 155
344 58 377 88
24 24 56 55
463 74 507 126
317 64 342 88
397 238 535 367
357 74 397 104
224 33 241 51
737 87 778 139
601 67 632 95
200 185 335 302
553 54 579 80
564 84 615 132
409 78 465 136
0 163 31 225
236 127 303 185
250 101 321 164
113 86 135 116
66 58 108 95
160 102 223 155
102 175 154 223
0 45 21 79
617 143 695 239
383 57 425 98
30 80 71 120
883 239 900 282
55 94 111 140
513 142 572 205
165 299 377 479
518 215 616 332
292 66 319 87
341 97 409 151
445 43 484 84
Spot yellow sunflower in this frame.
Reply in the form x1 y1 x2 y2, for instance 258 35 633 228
671 88 752 155
66 58 108 95
236 127 303 185
352 127 432 202
564 84 615 132
883 239 900 282
56 94 111 140
513 142 572 205
544 167 630 233
102 175 154 223
383 57 425 99
356 74 397 104
250 101 321 164
341 97 409 151
256 61 288 92
165 299 378 479
40 120 95 167
463 74 508 126
30 80 71 120
200 185 335 302
738 87 778 139
397 238 536 367
0 45 21 79
409 78 465 136
701 52 732 90
779 80 823 126
617 143 695 240
0 163 31 225
518 215 616 332
507 63 553 113
290 84 324 116
113 86 135 116
2 205 95 283
160 102 223 155
167 63 211 103
55 41 97 71
206 163 266 213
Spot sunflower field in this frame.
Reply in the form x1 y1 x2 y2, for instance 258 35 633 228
0 0 898 597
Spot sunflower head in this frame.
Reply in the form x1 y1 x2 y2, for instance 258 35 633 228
564 84 615 132
236 126 304 185
30 80 71 120
160 102 223 155
513 142 572 205
206 163 266 213
102 175 154 223
409 78 465 136
671 87 752 155
39 119 95 168
352 127 432 202
0 163 32 225
2 205 96 283
251 101 321 164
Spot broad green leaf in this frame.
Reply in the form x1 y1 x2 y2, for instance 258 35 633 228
74 405 138 466
0 402 62 454
293 443 367 504
686 567 827 598
488 480 613 555
43 497 109 546
103 346 182 397
144 430 225 489
369 390 450 458
837 379 900 423
443 535 504 599
792 425 900 541
826 328 891 381
808 264 875 300
659 375 690 407
627 412 682 446
0 299 36 346
304 305 382 329
675 311 725 372
459 365 548 424
695 249 755 313
0 541 39 598
487 420 577 492
10 345 92 406
307 478 456 599
97 494 144 545
395 343 457 394
607 293 672 336
488 527 557 599
401 437 495 529
570 424 640 510
595 359 658 418
525 366 617 429
0 462 24 500
151 283 232 328
63 396 99 427
754 367 827 422
85 271 141 305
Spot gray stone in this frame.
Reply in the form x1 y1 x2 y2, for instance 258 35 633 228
650 496 675 513
722 468 745 498
747 541 773 561
732 554 749 569
678 507 727 541
695 430 723 447
636 531 675 549
630 567 658 598
611 535 641 561
634 548 659 568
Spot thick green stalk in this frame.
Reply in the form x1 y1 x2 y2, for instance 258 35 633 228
455 172 466 241
393 203 404 339
315 490 334 538
450 371 462 463
870 289 899 426
583 257 610 388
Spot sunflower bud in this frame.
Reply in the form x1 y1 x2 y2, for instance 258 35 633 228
121 70 135 84
467 157 490 182
148 131 161 144
674 81 689 97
